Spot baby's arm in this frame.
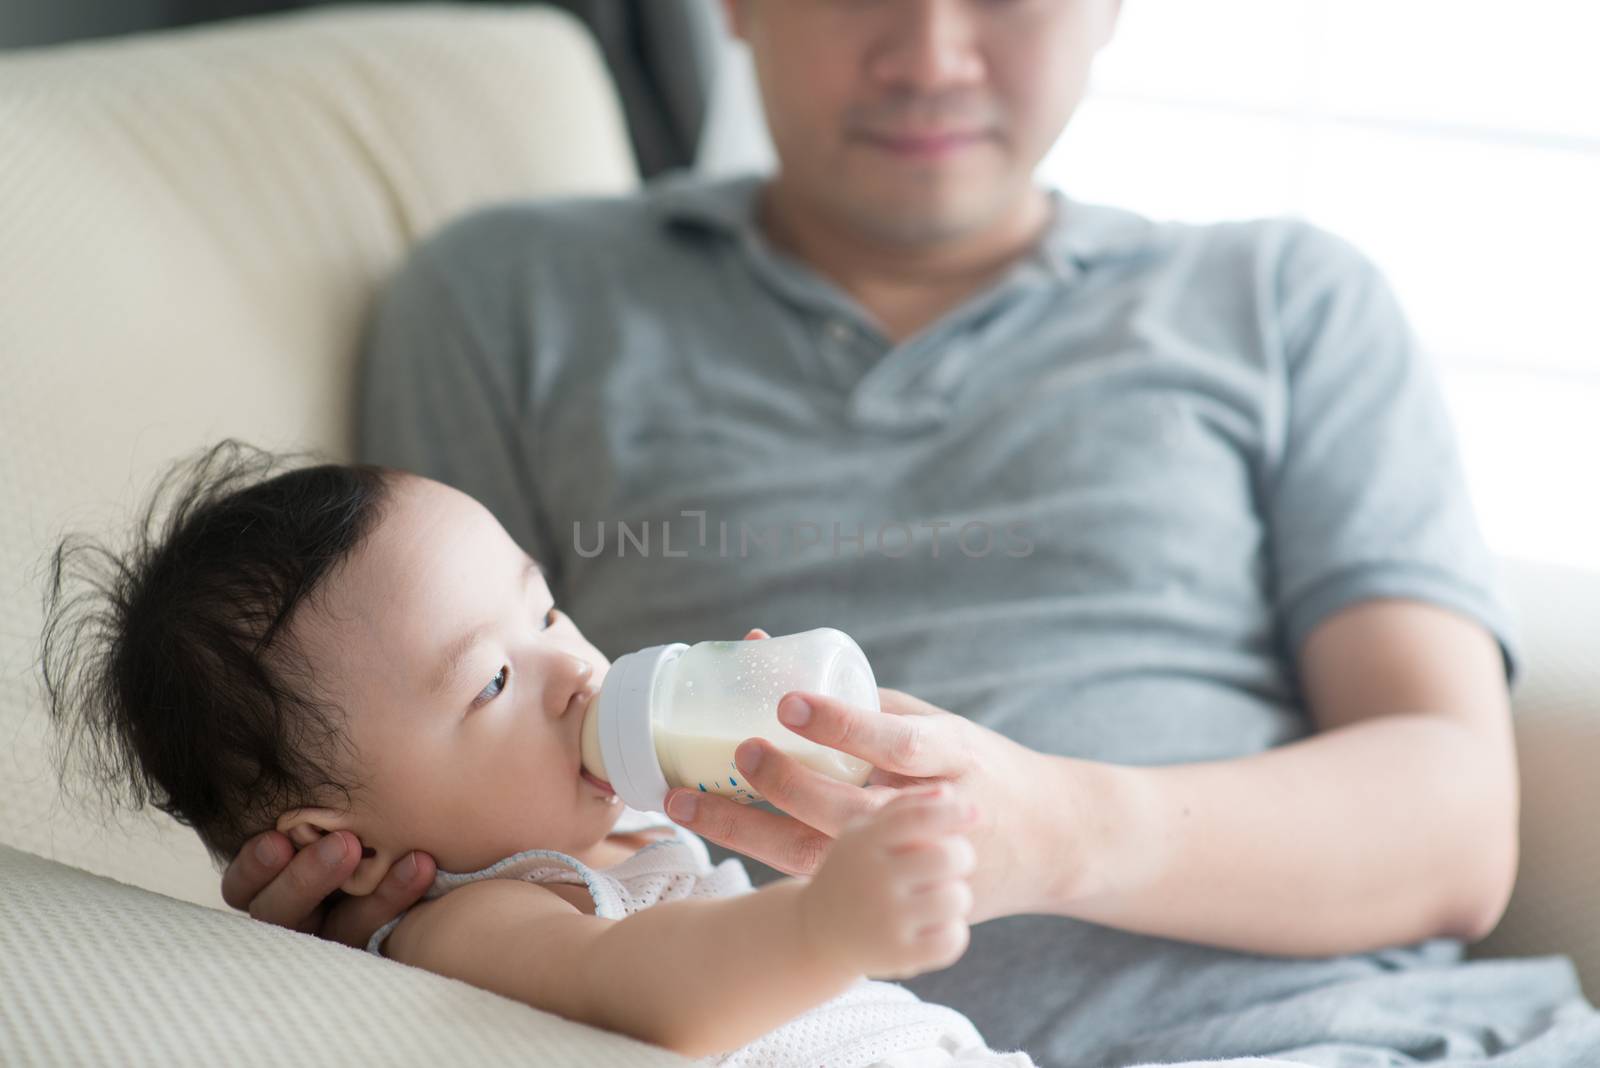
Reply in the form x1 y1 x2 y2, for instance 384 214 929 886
396 875 841 1056
390 790 978 1059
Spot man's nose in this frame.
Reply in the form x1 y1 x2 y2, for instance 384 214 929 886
866 0 986 94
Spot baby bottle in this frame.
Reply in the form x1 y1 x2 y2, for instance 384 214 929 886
580 627 877 813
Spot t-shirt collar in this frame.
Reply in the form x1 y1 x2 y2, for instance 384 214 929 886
649 167 1158 285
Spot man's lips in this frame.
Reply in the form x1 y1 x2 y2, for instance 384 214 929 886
860 129 989 158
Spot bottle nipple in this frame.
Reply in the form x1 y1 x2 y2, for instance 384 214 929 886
579 689 607 781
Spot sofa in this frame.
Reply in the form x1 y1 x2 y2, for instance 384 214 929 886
2 5 1597 1064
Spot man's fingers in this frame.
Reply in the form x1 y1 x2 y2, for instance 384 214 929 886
876 687 947 717
742 628 771 640
222 829 293 912
733 738 890 838
665 787 834 877
244 829 360 931
776 688 961 777
323 850 438 950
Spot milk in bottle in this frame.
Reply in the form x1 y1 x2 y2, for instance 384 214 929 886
580 627 877 813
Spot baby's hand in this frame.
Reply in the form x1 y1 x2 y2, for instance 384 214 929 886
798 786 979 981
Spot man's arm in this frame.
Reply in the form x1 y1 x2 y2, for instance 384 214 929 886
397 877 850 1058
1048 597 1519 955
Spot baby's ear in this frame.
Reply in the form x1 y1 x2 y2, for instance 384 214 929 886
275 807 392 897
276 806 353 850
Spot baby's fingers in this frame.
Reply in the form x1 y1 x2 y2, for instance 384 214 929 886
903 879 975 928
911 917 971 971
871 789 979 846
887 834 977 886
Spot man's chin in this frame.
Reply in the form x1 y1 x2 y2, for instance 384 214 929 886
843 174 1024 240
843 193 1016 248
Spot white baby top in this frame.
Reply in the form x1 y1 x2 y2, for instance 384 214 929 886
365 806 994 1068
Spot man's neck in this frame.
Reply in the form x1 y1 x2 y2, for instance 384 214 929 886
755 177 1053 343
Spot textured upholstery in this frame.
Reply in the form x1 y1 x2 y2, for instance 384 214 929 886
0 5 1596 1064
0 843 684 1066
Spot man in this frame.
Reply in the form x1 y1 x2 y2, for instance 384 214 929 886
223 2 1600 1064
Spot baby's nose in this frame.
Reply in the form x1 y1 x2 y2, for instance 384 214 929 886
548 655 594 716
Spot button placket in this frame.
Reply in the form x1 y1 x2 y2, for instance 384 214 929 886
816 314 890 393
877 271 1056 403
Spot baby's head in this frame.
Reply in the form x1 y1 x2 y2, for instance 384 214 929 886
41 440 620 895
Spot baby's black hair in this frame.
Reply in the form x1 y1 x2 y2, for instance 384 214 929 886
39 439 400 870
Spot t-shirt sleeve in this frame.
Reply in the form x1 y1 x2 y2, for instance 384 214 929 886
1263 220 1519 688
354 236 557 573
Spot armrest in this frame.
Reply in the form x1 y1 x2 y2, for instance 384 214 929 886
1465 557 1600 1002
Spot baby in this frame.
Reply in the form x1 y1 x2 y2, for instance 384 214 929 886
40 439 1034 1068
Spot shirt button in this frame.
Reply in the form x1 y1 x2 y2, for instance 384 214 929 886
826 320 854 344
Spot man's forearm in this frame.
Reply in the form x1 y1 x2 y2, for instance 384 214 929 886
1035 713 1518 956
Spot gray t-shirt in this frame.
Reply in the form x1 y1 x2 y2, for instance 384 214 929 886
355 170 1598 1067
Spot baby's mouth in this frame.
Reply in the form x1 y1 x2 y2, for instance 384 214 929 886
573 684 614 797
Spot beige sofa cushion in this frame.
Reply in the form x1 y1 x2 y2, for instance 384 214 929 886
0 3 635 909
0 844 685 1066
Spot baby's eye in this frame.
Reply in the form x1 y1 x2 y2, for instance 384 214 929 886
476 665 509 705
469 610 556 708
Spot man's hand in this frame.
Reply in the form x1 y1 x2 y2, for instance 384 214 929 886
221 828 436 949
664 646 1063 925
